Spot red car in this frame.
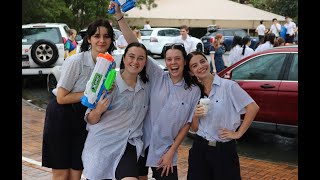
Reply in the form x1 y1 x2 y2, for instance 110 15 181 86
218 45 298 135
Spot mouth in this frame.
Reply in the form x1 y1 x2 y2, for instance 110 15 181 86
129 64 139 69
198 67 208 74
170 66 179 74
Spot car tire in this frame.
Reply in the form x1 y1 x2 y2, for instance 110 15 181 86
161 47 166 58
31 40 59 67
196 43 203 52
47 74 57 94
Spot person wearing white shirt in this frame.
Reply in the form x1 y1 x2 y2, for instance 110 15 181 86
284 16 297 44
270 18 281 38
255 33 275 53
255 20 268 45
239 36 254 61
228 36 243 66
173 25 197 54
116 34 128 49
143 20 151 29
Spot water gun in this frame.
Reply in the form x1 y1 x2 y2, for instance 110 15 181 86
81 53 117 109
108 0 136 14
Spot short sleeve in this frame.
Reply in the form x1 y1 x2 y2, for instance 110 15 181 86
229 82 254 114
187 86 201 123
57 57 82 91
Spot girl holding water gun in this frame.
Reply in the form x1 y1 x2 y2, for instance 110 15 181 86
41 2 137 180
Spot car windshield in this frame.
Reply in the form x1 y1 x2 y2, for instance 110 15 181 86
140 30 153 36
22 27 62 45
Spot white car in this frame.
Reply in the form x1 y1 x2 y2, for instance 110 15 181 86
140 28 204 57
22 23 70 75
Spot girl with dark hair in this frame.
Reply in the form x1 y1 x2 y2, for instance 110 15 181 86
138 44 203 180
185 51 260 180
255 33 276 52
209 33 226 73
228 36 242 66
238 36 254 62
41 2 137 180
82 42 150 180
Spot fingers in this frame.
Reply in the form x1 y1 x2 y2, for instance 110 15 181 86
161 166 166 177
171 165 174 173
99 91 107 101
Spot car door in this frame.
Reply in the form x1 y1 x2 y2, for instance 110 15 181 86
277 53 298 126
230 53 288 124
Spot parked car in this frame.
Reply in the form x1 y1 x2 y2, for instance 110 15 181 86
140 28 204 57
201 28 258 54
22 23 70 75
219 45 298 135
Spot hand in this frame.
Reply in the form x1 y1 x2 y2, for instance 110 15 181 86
95 91 110 114
108 83 116 94
194 104 206 117
156 149 175 177
109 1 122 17
219 128 241 140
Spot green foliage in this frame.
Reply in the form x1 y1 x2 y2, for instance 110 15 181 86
22 0 157 31
249 0 298 23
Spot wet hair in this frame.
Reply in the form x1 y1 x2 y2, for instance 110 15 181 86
242 36 251 55
231 36 242 50
164 44 197 90
80 18 115 53
185 51 209 98
120 42 149 83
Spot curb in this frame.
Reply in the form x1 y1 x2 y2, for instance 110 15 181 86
22 98 46 112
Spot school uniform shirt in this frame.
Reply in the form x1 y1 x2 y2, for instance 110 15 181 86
270 23 281 37
228 45 242 65
142 58 201 167
255 41 273 53
174 35 197 54
256 24 266 36
82 71 150 180
239 45 254 61
284 21 296 36
52 50 95 96
196 74 254 142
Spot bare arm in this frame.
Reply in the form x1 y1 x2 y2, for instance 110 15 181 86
56 87 84 104
210 53 216 72
157 123 191 176
219 102 260 140
110 2 138 44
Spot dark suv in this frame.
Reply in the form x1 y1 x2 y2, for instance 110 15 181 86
201 28 258 54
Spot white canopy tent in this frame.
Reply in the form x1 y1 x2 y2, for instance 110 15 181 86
125 0 285 30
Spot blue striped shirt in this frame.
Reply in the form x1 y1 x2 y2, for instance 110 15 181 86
197 74 254 142
143 58 201 167
82 71 150 180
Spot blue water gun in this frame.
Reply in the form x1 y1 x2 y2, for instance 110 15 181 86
108 0 136 14
81 53 117 109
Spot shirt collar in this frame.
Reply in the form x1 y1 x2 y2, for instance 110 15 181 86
212 74 222 86
83 50 95 67
116 71 145 93
167 73 185 87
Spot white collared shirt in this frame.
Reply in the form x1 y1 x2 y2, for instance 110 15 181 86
270 23 281 37
284 21 297 35
256 24 266 36
174 35 197 54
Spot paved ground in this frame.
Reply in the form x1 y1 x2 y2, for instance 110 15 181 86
22 99 298 180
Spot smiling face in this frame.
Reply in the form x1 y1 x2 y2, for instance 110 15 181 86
88 26 112 56
188 54 211 80
122 46 147 75
165 49 185 81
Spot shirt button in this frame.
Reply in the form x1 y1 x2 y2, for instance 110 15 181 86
129 130 131 133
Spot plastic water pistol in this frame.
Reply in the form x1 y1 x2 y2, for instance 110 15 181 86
108 0 136 14
81 53 117 109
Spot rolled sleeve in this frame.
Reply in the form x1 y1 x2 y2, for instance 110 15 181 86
229 82 254 114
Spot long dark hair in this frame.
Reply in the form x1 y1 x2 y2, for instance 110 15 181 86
164 44 198 91
231 36 242 50
80 18 115 54
120 42 149 83
185 51 207 98
264 33 276 45
242 36 251 55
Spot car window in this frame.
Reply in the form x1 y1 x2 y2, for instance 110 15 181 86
209 32 217 37
223 30 234 36
140 30 153 36
232 53 287 80
22 27 62 45
158 30 166 36
234 30 247 37
288 54 298 81
166 29 180 36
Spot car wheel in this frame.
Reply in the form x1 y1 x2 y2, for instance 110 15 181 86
47 74 57 93
31 40 59 67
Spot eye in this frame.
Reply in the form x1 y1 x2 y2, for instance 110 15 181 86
191 64 197 69
104 34 111 38
93 34 100 38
